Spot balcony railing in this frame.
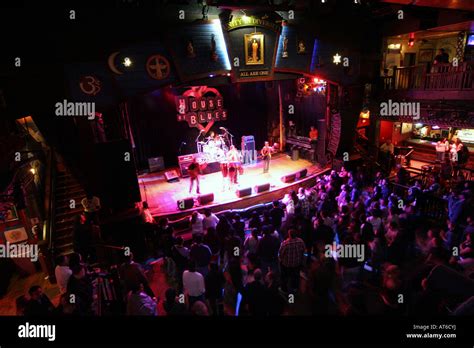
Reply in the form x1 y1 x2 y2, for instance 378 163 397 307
382 62 474 91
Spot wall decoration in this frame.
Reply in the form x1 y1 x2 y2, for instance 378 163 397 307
4 205 19 222
79 75 102 96
176 86 227 132
297 38 306 54
244 33 265 65
210 34 218 61
4 226 28 244
145 54 171 80
282 35 289 58
418 48 434 63
186 39 196 58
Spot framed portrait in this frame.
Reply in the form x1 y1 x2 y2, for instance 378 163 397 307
244 33 264 65
296 38 307 55
418 49 434 63
5 205 19 222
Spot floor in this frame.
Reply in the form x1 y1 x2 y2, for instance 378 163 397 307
139 154 317 216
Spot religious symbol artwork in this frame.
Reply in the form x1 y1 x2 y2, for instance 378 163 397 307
145 54 171 80
282 35 289 58
210 34 218 62
244 33 264 65
79 75 102 96
297 38 306 54
186 39 196 58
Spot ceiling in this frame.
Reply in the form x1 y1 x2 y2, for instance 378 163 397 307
380 0 474 12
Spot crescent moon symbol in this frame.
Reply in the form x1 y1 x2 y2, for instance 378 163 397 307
108 51 124 75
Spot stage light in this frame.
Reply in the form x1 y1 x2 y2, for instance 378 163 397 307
30 167 36 175
432 125 440 129
123 57 132 67
209 74 214 77
408 38 415 47
387 43 401 50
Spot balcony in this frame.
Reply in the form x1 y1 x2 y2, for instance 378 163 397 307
381 62 474 100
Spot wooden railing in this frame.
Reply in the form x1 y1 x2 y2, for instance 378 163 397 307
382 62 474 91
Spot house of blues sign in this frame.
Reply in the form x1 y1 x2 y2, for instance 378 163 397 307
176 86 228 132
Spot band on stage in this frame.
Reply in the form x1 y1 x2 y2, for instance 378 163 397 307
187 128 274 194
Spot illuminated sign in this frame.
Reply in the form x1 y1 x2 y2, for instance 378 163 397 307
176 87 227 130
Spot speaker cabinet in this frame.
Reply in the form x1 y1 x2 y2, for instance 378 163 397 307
177 197 194 210
198 193 214 205
148 156 164 173
297 168 308 179
164 170 180 183
254 183 270 193
281 174 296 183
178 154 195 178
241 135 256 165
236 187 252 198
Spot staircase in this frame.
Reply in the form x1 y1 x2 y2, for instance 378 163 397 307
52 169 86 256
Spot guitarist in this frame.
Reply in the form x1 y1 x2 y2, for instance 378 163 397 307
261 141 272 174
188 158 201 194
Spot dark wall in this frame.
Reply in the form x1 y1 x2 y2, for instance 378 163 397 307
129 82 269 170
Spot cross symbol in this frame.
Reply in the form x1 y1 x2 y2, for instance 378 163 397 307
333 53 341 65
146 55 170 80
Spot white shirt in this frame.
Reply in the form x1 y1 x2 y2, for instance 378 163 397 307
191 213 205 235
203 214 219 230
182 270 205 297
55 265 72 294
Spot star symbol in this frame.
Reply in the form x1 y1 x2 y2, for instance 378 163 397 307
333 53 341 65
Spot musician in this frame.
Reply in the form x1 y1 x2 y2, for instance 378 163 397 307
227 145 240 162
261 141 272 174
309 126 318 141
227 145 241 185
188 158 200 194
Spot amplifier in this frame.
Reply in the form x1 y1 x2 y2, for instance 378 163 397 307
241 135 256 165
178 154 195 178
148 156 164 173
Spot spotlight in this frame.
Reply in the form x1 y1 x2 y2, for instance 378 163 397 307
123 57 132 67
30 168 36 175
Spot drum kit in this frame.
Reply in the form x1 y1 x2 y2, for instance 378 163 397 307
197 128 232 163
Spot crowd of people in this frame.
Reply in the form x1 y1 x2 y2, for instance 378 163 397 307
20 162 474 316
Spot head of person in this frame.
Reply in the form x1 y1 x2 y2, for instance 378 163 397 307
56 255 68 267
204 208 212 217
264 141 269 147
142 201 149 210
438 48 445 55
209 262 219 273
272 200 280 208
288 229 297 239
187 261 196 272
253 268 262 283
230 145 236 151
191 301 209 316
193 234 203 244
251 229 259 239
175 236 184 246
159 218 169 228
130 282 144 294
86 193 94 200
28 286 43 301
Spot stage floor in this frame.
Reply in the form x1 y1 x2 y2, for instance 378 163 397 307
139 154 327 218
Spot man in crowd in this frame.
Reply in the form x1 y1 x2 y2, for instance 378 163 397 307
279 229 306 293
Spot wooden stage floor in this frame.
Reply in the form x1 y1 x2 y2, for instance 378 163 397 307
139 154 329 220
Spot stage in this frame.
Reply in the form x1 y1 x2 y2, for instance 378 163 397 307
139 154 330 220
